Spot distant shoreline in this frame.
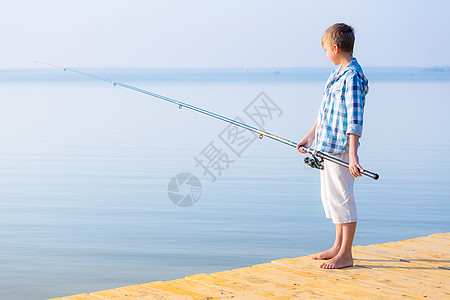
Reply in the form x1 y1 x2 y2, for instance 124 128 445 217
1 67 450 84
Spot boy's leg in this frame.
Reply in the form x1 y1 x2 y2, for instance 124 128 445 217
313 152 357 267
311 223 343 260
320 221 356 269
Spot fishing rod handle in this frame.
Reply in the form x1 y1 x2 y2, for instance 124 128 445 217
302 147 379 180
361 169 379 180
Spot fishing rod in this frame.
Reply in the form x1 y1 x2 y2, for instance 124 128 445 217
36 61 379 180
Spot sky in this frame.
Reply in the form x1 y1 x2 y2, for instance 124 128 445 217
1 0 449 69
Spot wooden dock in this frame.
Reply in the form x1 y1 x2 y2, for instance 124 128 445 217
50 232 450 299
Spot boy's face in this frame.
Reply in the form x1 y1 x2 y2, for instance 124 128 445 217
323 42 340 65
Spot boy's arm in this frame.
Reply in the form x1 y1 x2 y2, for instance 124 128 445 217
296 120 317 153
345 72 365 177
349 133 364 177
345 73 365 138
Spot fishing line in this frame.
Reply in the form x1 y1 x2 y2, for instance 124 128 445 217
36 61 379 180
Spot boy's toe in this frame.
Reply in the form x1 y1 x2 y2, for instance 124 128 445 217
320 262 330 269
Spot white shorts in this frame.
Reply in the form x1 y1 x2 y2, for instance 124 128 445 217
320 152 358 224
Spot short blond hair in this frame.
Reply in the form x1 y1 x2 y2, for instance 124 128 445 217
322 23 355 53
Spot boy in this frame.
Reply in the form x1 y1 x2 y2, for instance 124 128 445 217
296 23 369 269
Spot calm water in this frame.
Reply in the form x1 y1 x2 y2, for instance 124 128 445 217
0 67 449 299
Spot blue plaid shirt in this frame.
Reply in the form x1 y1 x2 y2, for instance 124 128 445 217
316 59 369 154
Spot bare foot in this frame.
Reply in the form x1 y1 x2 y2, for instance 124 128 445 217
320 255 353 269
311 247 340 260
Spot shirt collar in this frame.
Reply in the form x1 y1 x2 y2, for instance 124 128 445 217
333 58 358 81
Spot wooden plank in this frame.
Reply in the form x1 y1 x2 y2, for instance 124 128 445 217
90 286 165 300
162 278 234 299
211 267 328 299
428 232 450 240
268 257 419 299
186 272 281 299
218 265 353 299
353 244 450 274
61 295 102 300
142 280 216 299
351 251 450 298
404 235 450 246
380 240 450 258
352 250 450 284
51 232 450 300
117 284 190 300
269 256 439 299
260 262 417 299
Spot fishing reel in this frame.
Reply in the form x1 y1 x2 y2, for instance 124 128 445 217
304 155 324 170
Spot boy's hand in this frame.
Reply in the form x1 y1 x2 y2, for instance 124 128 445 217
298 121 317 153
349 153 364 178
348 134 363 177
296 135 314 153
